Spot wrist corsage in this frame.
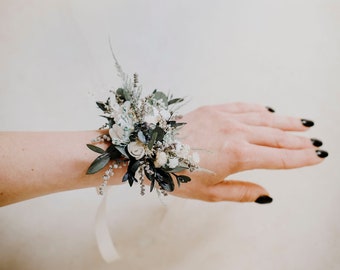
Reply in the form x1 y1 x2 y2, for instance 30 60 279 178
87 59 199 195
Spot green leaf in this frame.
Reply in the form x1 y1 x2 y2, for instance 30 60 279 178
86 153 110 174
155 169 174 192
167 121 186 128
115 145 128 158
116 88 131 101
153 91 168 106
148 131 158 150
106 144 122 159
86 144 105 154
177 175 191 183
154 126 166 141
165 166 189 173
100 115 115 128
168 98 184 105
96 101 107 112
116 88 125 98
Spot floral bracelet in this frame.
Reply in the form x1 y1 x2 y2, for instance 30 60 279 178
86 57 199 196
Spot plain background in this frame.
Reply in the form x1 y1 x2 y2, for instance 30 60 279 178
0 0 339 269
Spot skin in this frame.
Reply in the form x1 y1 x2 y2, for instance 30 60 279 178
0 103 327 206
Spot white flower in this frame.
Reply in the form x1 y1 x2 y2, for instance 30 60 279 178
168 158 179 169
154 151 167 168
109 124 124 141
127 141 145 160
144 114 158 125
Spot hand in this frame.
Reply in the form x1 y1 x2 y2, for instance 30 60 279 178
172 103 328 203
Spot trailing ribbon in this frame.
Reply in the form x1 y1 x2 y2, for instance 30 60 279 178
94 187 120 263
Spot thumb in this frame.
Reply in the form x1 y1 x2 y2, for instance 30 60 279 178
210 180 273 204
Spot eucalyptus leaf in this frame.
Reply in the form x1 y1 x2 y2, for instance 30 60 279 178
153 91 168 106
96 101 107 112
106 144 121 159
177 175 191 183
128 175 135 186
128 160 140 175
115 145 128 158
86 144 105 154
154 126 165 142
122 172 138 187
116 88 125 99
148 131 158 150
150 178 155 192
168 98 184 105
86 153 110 174
122 172 130 182
116 88 131 101
167 121 186 128
155 169 174 192
165 166 189 173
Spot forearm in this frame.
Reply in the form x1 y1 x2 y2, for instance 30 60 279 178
0 131 124 206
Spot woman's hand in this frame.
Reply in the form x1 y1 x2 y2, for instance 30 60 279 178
172 103 328 203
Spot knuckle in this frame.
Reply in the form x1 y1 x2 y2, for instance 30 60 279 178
257 112 274 126
223 141 249 166
272 130 288 148
278 150 290 169
221 120 247 134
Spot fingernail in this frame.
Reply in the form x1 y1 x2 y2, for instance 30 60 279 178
316 149 328 158
311 138 323 147
266 106 275 113
301 119 314 127
255 195 273 204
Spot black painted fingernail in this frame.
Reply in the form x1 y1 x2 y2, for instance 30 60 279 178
311 138 323 147
316 149 328 158
266 106 275 113
301 119 314 127
255 195 273 204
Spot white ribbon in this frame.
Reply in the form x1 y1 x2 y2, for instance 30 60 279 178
94 187 120 263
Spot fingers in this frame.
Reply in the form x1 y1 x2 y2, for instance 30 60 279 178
233 112 313 131
238 144 328 171
245 125 318 149
214 102 269 114
207 180 272 203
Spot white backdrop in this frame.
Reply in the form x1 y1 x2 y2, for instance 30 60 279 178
0 0 339 269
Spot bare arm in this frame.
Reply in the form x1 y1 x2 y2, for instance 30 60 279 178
0 103 328 206
0 130 123 206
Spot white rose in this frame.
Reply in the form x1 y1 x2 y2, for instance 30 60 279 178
154 151 167 168
127 141 145 160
